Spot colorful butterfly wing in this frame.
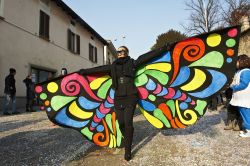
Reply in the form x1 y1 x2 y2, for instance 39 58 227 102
136 26 240 129
35 72 123 148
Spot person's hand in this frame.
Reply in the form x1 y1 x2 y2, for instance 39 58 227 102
79 69 86 75
6 94 11 101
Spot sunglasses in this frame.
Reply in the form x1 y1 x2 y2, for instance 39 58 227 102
117 50 127 54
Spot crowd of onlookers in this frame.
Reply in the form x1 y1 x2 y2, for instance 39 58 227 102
1 67 68 115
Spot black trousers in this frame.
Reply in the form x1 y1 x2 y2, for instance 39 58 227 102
115 102 136 155
26 97 33 111
227 104 242 126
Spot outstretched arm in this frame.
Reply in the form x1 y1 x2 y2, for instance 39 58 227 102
231 70 250 92
134 43 172 68
79 65 111 75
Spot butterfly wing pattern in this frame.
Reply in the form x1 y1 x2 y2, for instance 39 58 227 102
35 73 123 148
135 26 240 129
35 26 240 147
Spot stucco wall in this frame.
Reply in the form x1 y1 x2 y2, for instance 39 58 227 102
0 0 106 109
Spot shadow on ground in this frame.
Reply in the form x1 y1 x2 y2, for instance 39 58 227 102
0 119 47 132
0 127 88 166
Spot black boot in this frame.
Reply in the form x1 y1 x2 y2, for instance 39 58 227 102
26 104 30 112
224 120 233 130
233 119 241 131
124 153 132 161
124 127 134 161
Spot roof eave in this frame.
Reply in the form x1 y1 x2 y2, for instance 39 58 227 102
52 0 108 45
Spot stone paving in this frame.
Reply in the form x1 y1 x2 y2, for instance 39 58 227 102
0 107 250 166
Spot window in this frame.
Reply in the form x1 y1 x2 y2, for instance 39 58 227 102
89 43 97 63
31 66 55 106
67 29 80 54
0 0 4 18
39 10 50 40
31 67 55 84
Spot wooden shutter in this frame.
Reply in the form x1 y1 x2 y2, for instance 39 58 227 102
89 43 93 61
67 29 71 50
76 35 80 54
39 10 49 39
45 14 50 39
39 11 44 37
95 47 97 63
71 33 75 53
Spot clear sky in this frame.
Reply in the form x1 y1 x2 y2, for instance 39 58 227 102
63 0 189 58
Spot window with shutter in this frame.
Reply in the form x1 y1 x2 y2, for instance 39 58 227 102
39 10 50 40
88 44 97 63
68 29 80 54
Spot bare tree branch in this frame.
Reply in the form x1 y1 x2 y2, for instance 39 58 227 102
220 0 250 26
183 0 222 34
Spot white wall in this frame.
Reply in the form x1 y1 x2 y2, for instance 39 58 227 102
0 0 105 98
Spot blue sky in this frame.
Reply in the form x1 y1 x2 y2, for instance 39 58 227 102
63 0 189 58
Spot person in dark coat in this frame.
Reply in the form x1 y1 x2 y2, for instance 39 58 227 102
23 75 35 112
224 87 242 130
80 45 170 161
61 68 68 75
2 68 20 115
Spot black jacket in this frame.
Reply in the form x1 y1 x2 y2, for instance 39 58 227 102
79 44 171 98
23 78 35 98
4 74 16 95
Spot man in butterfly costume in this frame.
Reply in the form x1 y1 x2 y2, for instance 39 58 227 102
35 26 240 161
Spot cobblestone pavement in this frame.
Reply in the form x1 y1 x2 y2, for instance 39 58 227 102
0 107 250 166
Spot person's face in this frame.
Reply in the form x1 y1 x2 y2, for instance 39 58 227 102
236 61 240 69
117 47 128 58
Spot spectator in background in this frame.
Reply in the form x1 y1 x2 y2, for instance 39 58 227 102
23 75 35 112
2 68 20 115
61 68 68 75
224 88 241 131
230 54 250 137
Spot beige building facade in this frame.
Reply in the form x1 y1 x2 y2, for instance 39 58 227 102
239 16 250 57
239 28 250 57
0 0 116 108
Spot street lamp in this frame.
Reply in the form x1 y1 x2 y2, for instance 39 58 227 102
113 36 126 45
122 36 126 45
